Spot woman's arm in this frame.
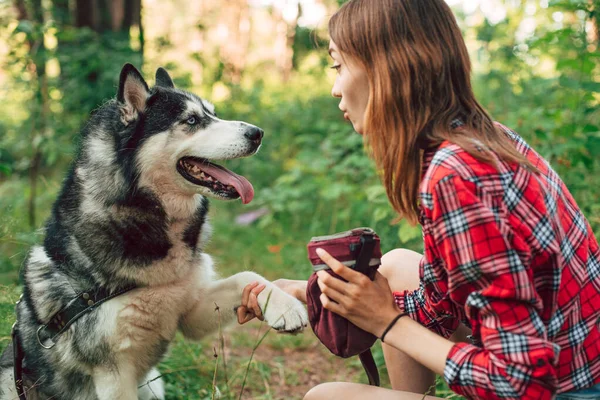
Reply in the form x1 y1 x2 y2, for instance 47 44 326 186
274 279 308 304
377 313 454 376
424 175 558 399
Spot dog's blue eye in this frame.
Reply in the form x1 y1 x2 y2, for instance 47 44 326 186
186 116 197 125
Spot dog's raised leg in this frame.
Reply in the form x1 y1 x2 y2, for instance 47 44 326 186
93 365 138 400
180 270 308 340
138 367 165 400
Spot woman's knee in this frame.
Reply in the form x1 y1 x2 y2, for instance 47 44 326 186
304 382 343 400
379 248 422 292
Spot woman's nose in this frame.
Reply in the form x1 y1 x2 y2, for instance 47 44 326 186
331 86 341 98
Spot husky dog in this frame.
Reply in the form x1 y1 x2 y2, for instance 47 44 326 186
0 64 308 400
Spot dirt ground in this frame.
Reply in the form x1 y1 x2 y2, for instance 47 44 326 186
220 322 370 400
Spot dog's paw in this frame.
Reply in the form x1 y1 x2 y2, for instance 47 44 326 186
257 285 308 333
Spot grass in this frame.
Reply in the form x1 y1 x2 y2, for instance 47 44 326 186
0 197 461 399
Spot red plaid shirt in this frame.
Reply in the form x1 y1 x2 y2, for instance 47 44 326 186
394 123 600 399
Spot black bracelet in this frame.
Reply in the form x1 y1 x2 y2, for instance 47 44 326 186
380 312 408 343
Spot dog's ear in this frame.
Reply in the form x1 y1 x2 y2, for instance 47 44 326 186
155 67 175 89
117 63 149 124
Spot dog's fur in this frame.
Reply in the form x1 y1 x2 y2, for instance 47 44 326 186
0 65 308 400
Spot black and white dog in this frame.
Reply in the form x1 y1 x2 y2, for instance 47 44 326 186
0 64 308 399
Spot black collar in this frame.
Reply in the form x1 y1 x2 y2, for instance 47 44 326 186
36 284 136 348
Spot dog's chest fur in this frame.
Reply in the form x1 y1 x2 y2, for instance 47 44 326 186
100 265 206 370
111 218 211 346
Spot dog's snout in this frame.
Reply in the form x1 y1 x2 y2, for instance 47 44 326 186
244 127 264 143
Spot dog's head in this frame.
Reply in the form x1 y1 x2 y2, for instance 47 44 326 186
115 64 262 205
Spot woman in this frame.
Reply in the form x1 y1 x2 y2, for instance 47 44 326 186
238 0 600 399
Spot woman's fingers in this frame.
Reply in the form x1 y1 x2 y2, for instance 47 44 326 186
316 248 366 284
241 281 259 307
320 293 345 316
373 271 391 290
237 282 266 324
316 270 347 294
316 273 346 304
237 304 252 324
248 284 266 321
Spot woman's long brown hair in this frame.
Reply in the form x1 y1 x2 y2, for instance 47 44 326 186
329 0 536 224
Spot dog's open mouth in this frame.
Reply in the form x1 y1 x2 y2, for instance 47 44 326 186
177 157 254 204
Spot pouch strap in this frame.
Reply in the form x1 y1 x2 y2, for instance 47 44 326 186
353 234 376 278
355 237 380 385
358 350 380 386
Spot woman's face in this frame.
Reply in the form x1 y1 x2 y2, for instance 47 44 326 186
329 40 370 135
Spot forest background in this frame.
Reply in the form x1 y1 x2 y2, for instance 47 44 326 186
0 0 599 398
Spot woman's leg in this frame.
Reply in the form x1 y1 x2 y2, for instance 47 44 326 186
378 249 436 394
378 249 470 393
304 382 445 400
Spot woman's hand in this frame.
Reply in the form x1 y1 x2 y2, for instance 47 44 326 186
237 282 266 324
238 279 308 325
315 248 400 337
273 279 308 304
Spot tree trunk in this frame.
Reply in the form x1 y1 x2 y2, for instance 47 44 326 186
15 0 48 228
76 0 96 28
76 0 141 33
109 0 125 31
13 0 27 20
31 0 48 229
96 0 114 32
75 0 143 59
123 0 139 30
52 0 71 26
137 0 144 64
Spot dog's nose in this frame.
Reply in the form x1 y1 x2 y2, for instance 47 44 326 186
245 127 264 143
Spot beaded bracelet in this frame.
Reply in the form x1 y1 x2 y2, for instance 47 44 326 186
380 312 408 343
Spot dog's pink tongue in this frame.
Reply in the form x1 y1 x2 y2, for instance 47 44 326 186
200 163 254 204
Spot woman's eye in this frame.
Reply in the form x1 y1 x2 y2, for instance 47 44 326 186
186 116 197 125
330 64 341 71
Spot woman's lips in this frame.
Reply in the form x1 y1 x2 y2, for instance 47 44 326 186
343 112 349 121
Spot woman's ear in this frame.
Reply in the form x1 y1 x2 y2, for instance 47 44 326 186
155 67 175 89
117 63 150 124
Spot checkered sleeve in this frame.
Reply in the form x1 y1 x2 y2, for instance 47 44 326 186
394 281 459 339
430 175 560 399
